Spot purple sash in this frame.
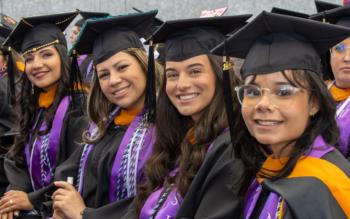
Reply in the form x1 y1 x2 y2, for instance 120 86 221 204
109 113 155 202
140 139 218 219
243 136 334 219
335 97 350 155
77 107 120 194
24 96 70 191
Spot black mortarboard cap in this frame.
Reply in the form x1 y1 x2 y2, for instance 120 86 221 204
72 10 158 123
315 0 341 13
4 12 78 54
212 11 350 79
310 5 350 27
74 10 110 27
271 7 309 19
72 10 158 64
148 14 252 62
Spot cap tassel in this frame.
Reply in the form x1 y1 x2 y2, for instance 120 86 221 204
222 53 236 149
6 48 16 105
70 50 84 104
145 40 156 123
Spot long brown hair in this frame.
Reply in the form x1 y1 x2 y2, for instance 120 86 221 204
135 54 240 214
235 69 339 194
83 48 163 144
9 44 78 158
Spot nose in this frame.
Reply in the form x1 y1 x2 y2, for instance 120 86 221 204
176 73 191 90
344 48 350 62
32 56 44 70
109 71 122 86
254 92 275 112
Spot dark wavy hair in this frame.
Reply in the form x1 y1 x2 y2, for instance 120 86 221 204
9 44 80 158
135 54 240 215
235 69 339 192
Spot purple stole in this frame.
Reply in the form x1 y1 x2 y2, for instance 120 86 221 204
24 96 70 191
76 108 155 203
140 140 217 219
243 136 334 219
335 97 350 155
77 54 93 80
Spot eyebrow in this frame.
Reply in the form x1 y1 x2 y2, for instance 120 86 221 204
165 63 204 72
38 48 53 54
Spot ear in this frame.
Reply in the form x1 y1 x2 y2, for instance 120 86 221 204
309 98 320 116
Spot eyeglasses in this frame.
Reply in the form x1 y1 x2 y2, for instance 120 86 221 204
331 43 350 55
234 84 302 108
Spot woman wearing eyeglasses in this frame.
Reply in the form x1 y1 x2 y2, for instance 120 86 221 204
311 5 350 160
212 11 350 218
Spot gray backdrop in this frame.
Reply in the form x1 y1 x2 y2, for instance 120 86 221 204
0 0 343 21
0 0 343 47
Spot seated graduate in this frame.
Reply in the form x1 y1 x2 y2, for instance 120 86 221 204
0 12 89 219
311 5 350 160
135 14 252 219
50 10 163 219
212 11 350 218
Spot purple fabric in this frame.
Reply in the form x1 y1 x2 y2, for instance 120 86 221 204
336 99 350 155
24 96 70 190
243 135 334 219
140 186 183 219
77 54 88 66
77 124 96 194
140 139 216 219
109 113 153 202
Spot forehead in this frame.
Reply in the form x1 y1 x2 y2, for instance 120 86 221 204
165 54 210 69
23 45 57 57
95 51 137 69
244 71 291 86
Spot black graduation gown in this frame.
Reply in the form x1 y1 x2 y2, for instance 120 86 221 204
251 149 350 218
3 95 88 210
54 123 137 218
0 77 19 196
175 131 244 219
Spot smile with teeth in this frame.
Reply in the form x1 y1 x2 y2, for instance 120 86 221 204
177 93 199 101
112 85 130 96
255 119 283 126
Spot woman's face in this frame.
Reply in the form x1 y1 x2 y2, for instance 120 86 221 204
330 37 350 88
69 26 81 44
24 45 62 91
165 54 216 122
240 71 319 154
96 51 146 110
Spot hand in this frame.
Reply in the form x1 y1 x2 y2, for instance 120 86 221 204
52 181 86 219
0 210 19 219
0 191 33 213
52 209 65 219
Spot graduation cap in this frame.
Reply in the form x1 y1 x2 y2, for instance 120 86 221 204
4 11 78 54
148 14 251 145
74 10 110 27
4 12 78 105
148 15 252 62
271 7 309 19
211 11 350 79
72 10 158 122
314 0 341 13
310 4 350 27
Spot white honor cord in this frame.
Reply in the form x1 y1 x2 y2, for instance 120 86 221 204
67 176 74 185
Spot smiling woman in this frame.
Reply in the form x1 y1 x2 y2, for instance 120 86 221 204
48 11 164 219
23 45 62 91
0 12 89 219
135 14 252 219
212 11 350 218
